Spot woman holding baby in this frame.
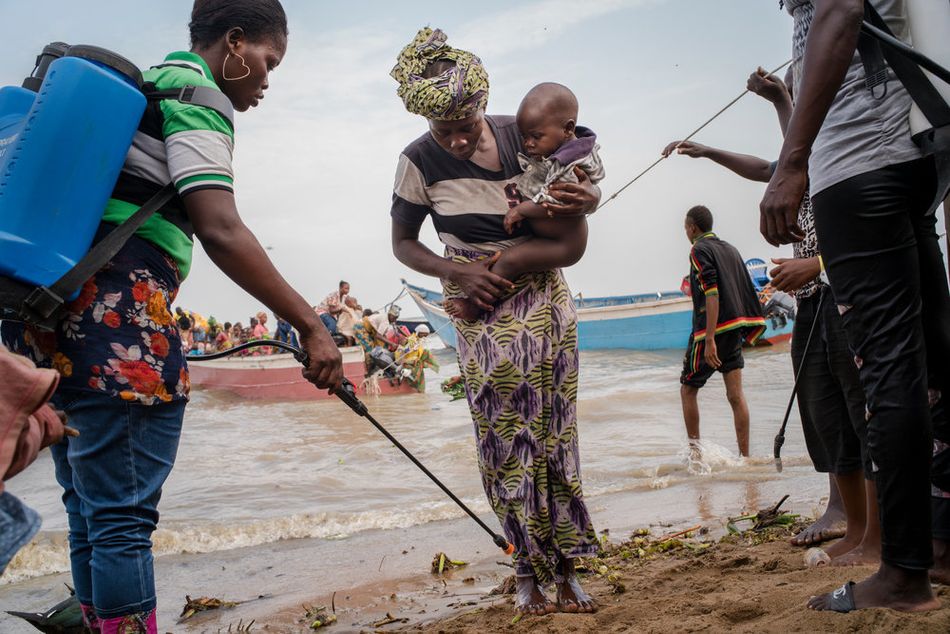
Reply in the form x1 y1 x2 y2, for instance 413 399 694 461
389 27 603 616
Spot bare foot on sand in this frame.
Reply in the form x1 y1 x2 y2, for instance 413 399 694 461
515 577 555 617
790 511 846 547
556 560 597 613
831 541 880 567
931 539 950 585
807 564 940 613
444 298 482 321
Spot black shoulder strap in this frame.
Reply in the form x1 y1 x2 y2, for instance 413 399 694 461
19 184 176 327
145 85 235 129
859 2 950 129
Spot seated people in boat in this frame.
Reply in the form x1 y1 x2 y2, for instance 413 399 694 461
314 280 351 336
274 314 299 348
335 296 363 347
679 205 765 459
216 322 234 351
395 324 440 390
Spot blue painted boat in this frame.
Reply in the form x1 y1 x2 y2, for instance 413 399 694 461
401 279 794 352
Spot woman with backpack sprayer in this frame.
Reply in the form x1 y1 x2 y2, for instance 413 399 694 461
0 2 342 631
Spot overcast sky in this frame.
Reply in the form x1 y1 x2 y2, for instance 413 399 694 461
3 0 806 322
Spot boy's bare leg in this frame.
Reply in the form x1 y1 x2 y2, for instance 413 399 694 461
680 383 702 463
723 369 750 457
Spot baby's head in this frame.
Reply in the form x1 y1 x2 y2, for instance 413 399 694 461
516 82 578 159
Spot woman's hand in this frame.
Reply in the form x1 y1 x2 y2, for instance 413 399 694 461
769 256 821 292
299 327 344 393
662 140 708 159
543 167 601 217
446 252 513 311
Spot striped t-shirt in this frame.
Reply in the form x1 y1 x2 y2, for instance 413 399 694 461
391 115 532 252
102 51 235 279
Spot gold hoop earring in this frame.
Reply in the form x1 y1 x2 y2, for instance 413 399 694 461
223 52 251 81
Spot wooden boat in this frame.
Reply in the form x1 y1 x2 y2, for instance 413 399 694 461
402 279 794 351
188 345 419 400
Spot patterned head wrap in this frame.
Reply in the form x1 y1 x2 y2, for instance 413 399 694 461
390 27 489 121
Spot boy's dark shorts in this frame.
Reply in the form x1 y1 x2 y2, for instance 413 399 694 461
680 329 745 388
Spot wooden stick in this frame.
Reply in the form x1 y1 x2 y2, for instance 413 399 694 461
659 524 702 541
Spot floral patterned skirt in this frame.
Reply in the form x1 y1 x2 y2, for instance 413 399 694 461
1 225 189 405
444 246 598 584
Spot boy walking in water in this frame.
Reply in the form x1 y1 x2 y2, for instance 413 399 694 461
680 206 766 459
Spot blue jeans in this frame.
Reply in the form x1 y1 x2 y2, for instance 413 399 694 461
0 492 41 576
50 390 185 617
319 313 338 335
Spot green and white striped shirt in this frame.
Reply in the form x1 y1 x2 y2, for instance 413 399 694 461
103 51 235 279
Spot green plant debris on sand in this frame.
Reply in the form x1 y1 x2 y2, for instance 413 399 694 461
726 495 799 537
431 552 468 574
303 604 336 629
179 595 242 620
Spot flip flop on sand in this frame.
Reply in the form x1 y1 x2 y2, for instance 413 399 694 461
809 581 856 613
804 547 831 568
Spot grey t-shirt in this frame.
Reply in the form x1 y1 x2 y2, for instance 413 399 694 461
785 0 923 195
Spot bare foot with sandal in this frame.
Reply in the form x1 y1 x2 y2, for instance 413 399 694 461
807 564 940 613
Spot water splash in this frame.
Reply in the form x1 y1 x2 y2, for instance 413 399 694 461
678 440 746 476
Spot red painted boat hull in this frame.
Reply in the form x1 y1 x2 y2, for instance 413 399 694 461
187 346 419 400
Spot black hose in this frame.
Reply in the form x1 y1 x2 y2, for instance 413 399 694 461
860 21 950 87
773 290 825 472
189 339 515 554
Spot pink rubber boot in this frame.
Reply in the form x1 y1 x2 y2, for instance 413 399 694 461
79 604 100 632
98 609 157 634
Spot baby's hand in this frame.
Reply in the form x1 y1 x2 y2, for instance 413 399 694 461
504 207 525 234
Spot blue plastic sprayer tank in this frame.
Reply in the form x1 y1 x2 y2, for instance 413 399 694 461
0 46 145 297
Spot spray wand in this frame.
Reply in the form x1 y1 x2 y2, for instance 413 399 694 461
191 339 516 555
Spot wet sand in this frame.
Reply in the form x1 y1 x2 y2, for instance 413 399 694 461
3 473 836 632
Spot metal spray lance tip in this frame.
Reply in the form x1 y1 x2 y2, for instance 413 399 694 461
773 433 785 473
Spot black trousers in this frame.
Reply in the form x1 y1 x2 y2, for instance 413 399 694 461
792 288 867 475
812 157 943 570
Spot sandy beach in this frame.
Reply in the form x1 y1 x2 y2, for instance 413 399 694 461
9 486 950 632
